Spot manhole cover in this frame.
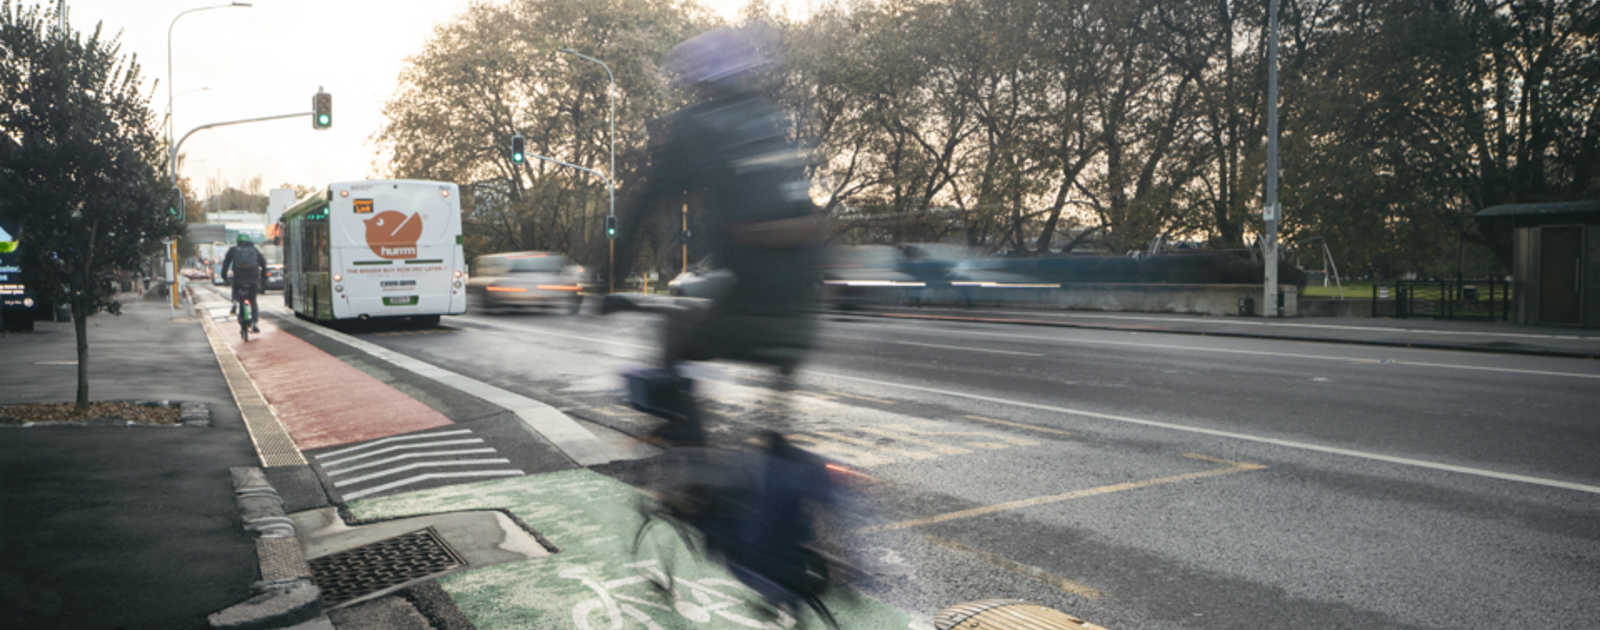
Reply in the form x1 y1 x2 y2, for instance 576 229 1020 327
934 599 1108 630
308 528 464 607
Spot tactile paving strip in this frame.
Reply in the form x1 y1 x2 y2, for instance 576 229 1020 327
200 313 306 467
934 598 1108 630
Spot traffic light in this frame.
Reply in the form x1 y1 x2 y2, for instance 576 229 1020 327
510 133 525 164
312 89 332 129
605 215 617 239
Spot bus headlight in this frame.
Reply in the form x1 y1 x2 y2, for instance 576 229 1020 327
333 274 343 283
334 284 343 293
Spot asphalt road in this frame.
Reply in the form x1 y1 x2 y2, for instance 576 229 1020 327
321 307 1599 629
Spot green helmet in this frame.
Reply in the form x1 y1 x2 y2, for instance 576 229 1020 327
237 233 250 245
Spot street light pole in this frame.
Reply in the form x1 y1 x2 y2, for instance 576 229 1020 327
558 48 617 292
166 1 250 310
1262 0 1281 317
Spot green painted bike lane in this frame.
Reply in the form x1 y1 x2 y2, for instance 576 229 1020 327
348 469 932 630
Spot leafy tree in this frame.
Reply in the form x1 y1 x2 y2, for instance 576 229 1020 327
377 0 707 272
0 0 182 408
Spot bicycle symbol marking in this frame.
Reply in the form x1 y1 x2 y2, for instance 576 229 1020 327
562 561 797 630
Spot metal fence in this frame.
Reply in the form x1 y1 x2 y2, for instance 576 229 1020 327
1374 278 1511 320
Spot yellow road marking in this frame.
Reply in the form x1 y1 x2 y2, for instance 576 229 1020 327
796 391 837 402
1181 452 1254 467
785 433 898 467
810 430 939 461
964 414 1074 437
885 423 1042 448
857 426 973 455
831 390 895 405
860 457 1266 534
925 535 1103 600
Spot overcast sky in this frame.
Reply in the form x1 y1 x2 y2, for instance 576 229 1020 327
65 0 789 199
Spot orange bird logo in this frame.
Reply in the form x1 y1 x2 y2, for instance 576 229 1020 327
364 211 423 259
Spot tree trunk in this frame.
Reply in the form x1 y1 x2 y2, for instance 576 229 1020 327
73 295 88 410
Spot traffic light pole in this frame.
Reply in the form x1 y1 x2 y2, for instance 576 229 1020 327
166 110 313 309
519 152 616 291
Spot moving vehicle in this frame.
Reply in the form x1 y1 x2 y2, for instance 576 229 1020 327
259 243 285 291
466 251 584 314
279 180 467 325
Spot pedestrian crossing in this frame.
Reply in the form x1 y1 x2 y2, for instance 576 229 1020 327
310 427 524 501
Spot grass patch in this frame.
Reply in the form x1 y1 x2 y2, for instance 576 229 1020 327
1301 282 1375 299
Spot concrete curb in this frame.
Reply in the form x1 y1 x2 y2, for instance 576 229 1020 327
208 466 325 630
848 309 1600 360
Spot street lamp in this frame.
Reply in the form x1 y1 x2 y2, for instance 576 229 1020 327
559 48 618 291
167 3 250 154
166 1 250 310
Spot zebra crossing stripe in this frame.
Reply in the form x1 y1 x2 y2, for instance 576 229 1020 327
321 448 498 475
341 470 525 500
315 428 473 459
318 438 485 467
333 458 515 487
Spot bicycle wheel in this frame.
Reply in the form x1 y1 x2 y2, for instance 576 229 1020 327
632 508 694 595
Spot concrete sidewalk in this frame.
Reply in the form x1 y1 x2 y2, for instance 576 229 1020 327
0 297 260 629
847 305 1600 358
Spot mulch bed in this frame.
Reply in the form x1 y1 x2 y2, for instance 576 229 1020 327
0 401 182 426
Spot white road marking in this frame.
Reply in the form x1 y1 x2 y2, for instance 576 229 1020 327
808 368 1600 495
314 428 473 459
961 308 1592 340
321 448 499 475
863 322 1600 380
341 470 526 500
318 438 486 467
892 339 1043 357
334 458 516 487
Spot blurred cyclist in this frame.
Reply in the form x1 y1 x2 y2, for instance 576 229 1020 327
221 233 266 334
608 26 826 445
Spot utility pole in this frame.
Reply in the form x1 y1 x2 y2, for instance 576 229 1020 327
1262 0 1281 317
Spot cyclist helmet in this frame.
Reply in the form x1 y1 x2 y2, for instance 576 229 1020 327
667 27 774 94
237 233 250 245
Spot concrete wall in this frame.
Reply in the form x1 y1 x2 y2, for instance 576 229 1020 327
842 283 1299 317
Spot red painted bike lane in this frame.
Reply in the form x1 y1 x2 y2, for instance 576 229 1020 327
223 317 451 451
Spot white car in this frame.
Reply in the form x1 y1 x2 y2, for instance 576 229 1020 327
466 251 585 314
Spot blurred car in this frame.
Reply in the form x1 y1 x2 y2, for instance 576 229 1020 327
466 251 585 314
666 257 735 299
264 264 284 291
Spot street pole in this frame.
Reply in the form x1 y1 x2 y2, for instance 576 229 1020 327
168 110 306 308
167 1 251 310
558 49 616 292
1262 0 1281 317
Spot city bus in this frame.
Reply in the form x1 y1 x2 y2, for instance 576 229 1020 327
279 179 467 325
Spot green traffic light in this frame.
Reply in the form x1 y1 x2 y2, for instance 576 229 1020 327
318 114 331 126
512 152 524 163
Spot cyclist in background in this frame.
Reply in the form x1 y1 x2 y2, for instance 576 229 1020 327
221 233 266 334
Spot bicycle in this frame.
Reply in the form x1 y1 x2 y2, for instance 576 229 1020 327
233 283 259 341
626 433 872 629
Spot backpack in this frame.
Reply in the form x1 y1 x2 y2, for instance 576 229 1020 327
233 247 261 284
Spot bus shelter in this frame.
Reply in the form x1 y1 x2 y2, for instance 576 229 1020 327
1476 200 1600 327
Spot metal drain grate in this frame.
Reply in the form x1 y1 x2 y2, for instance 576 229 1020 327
308 528 464 607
